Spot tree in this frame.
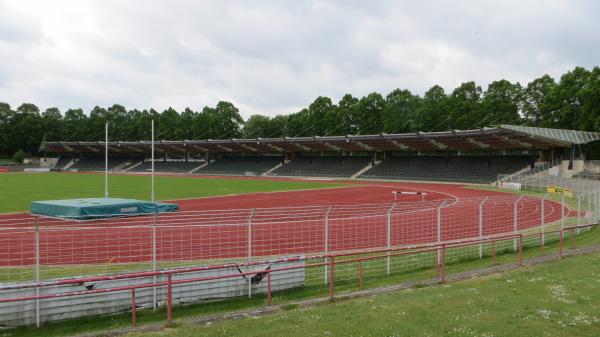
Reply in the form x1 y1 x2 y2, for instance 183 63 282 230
12 149 26 163
157 107 180 140
383 89 421 133
447 82 482 130
0 102 14 156
180 107 197 139
41 107 63 142
286 110 309 137
337 94 360 135
9 103 43 154
211 101 244 139
243 115 274 138
306 96 337 136
88 106 109 140
481 80 523 126
416 85 448 131
522 75 556 126
62 108 88 141
356 92 385 134
542 67 591 129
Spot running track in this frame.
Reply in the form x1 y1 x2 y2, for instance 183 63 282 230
0 179 573 267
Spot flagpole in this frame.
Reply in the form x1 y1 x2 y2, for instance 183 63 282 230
105 122 109 198
151 119 155 203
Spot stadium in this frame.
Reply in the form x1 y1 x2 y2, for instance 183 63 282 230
1 123 600 330
2 1 600 334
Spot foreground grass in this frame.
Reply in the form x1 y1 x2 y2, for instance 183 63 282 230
0 173 346 213
128 253 600 337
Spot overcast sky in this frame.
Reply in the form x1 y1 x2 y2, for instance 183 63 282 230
1 0 598 117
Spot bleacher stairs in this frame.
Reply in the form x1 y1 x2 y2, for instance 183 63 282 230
351 160 379 179
189 162 208 174
63 159 77 170
262 161 286 176
123 161 143 172
112 161 135 172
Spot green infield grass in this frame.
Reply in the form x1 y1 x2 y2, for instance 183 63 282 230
0 172 346 213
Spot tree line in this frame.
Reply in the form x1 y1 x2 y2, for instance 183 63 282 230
1 66 599 158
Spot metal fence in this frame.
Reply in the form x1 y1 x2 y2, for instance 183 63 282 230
499 167 600 196
1 190 600 327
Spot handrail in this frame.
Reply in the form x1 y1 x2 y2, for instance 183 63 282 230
2 221 599 327
0 231 539 327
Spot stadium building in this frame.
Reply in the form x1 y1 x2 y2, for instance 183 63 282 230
42 125 600 184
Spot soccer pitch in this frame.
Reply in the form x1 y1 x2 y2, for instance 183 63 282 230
0 172 345 213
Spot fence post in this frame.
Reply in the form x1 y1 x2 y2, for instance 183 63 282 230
328 255 335 301
577 192 581 233
436 201 445 265
267 271 272 306
560 193 565 229
519 235 523 266
513 196 524 251
152 210 158 310
247 208 255 298
541 194 547 249
592 191 598 223
479 198 487 258
167 273 172 325
596 190 600 222
559 229 564 259
386 203 397 275
34 216 40 328
587 192 592 225
131 289 137 327
440 244 446 283
324 205 333 284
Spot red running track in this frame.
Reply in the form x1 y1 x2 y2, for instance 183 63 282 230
0 180 573 267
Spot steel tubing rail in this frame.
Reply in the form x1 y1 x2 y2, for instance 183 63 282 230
3 223 598 327
0 234 525 303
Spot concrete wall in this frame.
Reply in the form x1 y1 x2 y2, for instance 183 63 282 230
558 160 584 177
0 259 304 327
584 160 600 174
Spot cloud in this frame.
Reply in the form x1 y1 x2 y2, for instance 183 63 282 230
0 0 598 117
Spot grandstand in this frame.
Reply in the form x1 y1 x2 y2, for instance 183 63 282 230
360 155 532 183
53 155 74 170
271 155 371 178
68 155 144 172
195 155 283 175
41 125 600 183
128 160 204 173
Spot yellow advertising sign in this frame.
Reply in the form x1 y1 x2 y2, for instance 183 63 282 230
547 186 573 198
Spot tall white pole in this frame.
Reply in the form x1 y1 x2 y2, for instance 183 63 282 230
151 120 155 203
105 122 109 198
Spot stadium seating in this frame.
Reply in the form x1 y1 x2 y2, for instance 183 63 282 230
360 155 532 183
68 155 143 172
128 160 204 173
54 155 74 170
269 156 371 178
195 156 283 175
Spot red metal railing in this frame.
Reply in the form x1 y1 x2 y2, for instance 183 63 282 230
0 234 523 326
1 223 598 328
558 223 598 258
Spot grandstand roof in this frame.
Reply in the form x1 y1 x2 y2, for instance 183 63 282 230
42 125 600 154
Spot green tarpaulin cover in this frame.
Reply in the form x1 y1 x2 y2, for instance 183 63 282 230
31 198 178 219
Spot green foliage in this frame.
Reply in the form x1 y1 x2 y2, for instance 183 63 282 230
12 149 26 163
2 66 600 157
